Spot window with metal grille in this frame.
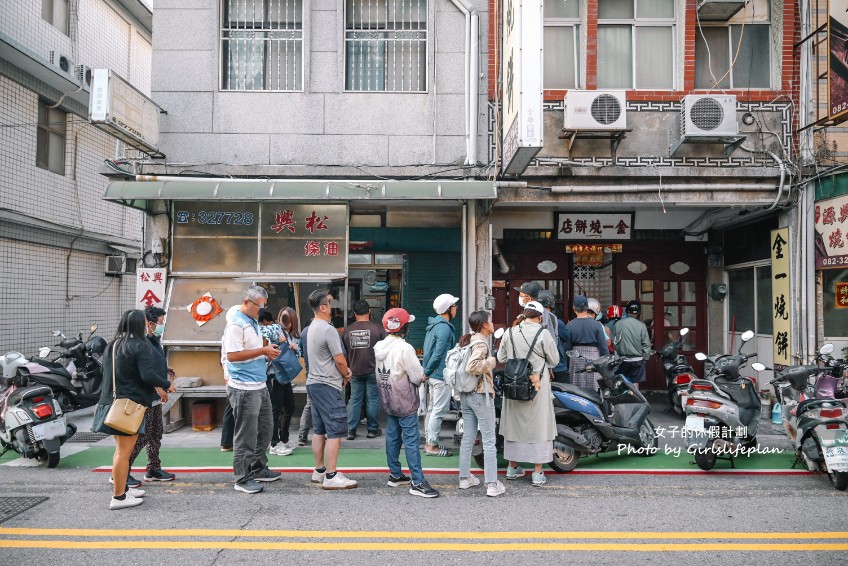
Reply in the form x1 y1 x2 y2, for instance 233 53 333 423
694 0 771 90
221 0 303 91
544 0 580 89
344 0 428 92
36 101 66 176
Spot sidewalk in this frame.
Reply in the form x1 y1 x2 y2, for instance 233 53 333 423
0 391 796 472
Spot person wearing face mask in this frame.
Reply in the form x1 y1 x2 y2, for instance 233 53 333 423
125 306 177 484
515 282 557 340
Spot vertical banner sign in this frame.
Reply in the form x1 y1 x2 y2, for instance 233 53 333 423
771 228 791 371
814 193 848 268
501 0 543 175
829 0 848 120
136 268 167 309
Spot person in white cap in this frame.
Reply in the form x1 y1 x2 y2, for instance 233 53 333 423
422 293 459 456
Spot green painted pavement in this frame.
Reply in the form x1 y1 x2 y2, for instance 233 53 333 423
11 445 799 471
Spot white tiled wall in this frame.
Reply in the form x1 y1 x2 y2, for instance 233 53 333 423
0 0 150 356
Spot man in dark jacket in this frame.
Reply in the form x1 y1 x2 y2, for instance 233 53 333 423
344 300 385 440
422 293 458 456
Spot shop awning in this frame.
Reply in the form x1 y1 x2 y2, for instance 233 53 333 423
103 179 497 211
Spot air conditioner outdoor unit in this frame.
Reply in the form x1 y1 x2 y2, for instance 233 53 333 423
564 90 627 130
75 64 92 90
105 255 131 276
48 50 78 83
680 94 738 138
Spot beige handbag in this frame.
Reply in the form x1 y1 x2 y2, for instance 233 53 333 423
104 341 147 434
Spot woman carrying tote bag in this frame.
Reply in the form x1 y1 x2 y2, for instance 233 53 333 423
496 301 560 487
91 309 173 510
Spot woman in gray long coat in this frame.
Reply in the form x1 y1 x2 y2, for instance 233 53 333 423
496 301 560 487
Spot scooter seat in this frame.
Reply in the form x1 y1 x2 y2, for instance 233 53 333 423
7 385 54 406
551 382 602 406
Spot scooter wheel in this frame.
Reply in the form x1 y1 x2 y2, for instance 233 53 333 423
829 471 848 491
549 443 579 472
694 441 718 471
638 419 659 456
46 452 60 468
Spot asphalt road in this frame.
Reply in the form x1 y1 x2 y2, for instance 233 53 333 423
1 462 847 565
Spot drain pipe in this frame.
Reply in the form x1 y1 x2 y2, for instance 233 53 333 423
765 150 787 210
448 0 479 166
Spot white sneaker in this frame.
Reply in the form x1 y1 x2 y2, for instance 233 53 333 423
311 469 326 484
486 481 506 497
126 488 145 498
109 494 144 510
270 443 293 456
322 471 358 490
459 475 481 490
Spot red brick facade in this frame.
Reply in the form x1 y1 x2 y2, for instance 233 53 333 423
487 0 800 106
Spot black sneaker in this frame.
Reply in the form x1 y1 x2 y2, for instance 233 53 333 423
346 430 356 440
409 481 440 498
254 469 282 482
109 474 142 488
367 429 383 439
144 469 176 482
297 434 308 447
387 473 411 487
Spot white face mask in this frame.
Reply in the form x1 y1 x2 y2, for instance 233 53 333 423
518 296 529 307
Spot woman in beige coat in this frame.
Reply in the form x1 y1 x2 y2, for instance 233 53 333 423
496 301 560 486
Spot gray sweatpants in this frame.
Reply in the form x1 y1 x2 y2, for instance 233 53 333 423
227 385 273 485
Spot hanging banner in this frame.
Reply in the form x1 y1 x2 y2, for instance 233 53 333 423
136 268 167 309
771 228 791 371
501 0 543 175
829 0 848 120
835 282 848 308
815 193 848 268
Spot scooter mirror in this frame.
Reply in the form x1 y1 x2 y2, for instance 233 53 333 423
820 343 834 356
750 362 766 372
740 330 755 343
680 327 689 337
90 323 98 334
695 352 707 361
38 347 51 358
566 350 581 359
493 327 505 340
51 330 62 337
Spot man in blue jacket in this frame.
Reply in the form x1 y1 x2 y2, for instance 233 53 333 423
422 293 459 457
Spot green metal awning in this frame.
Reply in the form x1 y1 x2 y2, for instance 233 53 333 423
104 179 497 211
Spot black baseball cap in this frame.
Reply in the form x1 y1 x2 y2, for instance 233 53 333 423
513 281 542 298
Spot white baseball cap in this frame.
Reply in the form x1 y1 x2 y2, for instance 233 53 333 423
433 293 460 314
524 301 545 317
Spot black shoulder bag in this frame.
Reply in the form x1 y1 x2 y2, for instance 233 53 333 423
501 327 544 401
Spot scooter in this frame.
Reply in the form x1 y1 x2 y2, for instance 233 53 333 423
0 352 76 467
27 324 105 413
765 344 848 491
810 343 847 400
684 330 761 470
547 350 658 472
656 327 696 415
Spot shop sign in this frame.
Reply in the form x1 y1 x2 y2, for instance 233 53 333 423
829 0 848 120
556 213 632 241
771 228 791 371
136 268 166 308
501 0 543 175
492 280 507 289
836 282 848 309
815 194 848 269
261 204 348 276
565 244 623 253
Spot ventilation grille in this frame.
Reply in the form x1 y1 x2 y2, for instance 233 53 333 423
689 97 724 131
591 94 623 126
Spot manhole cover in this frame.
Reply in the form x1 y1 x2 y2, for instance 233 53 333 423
66 431 108 443
0 497 48 523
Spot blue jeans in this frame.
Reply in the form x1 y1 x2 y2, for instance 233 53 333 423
459 392 498 484
386 412 424 485
347 373 380 432
425 379 452 447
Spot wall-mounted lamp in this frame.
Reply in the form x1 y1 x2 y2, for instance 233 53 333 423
709 283 728 301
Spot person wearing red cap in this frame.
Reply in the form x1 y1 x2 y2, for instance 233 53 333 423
374 308 440 498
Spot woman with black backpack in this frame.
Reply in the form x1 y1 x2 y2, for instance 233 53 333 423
496 301 559 487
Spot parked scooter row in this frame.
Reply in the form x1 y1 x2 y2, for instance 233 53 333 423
0 324 104 467
767 343 848 491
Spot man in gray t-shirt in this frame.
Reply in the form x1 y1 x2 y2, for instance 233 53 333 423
305 289 357 490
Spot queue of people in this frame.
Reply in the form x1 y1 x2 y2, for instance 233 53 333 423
97 284 652 509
